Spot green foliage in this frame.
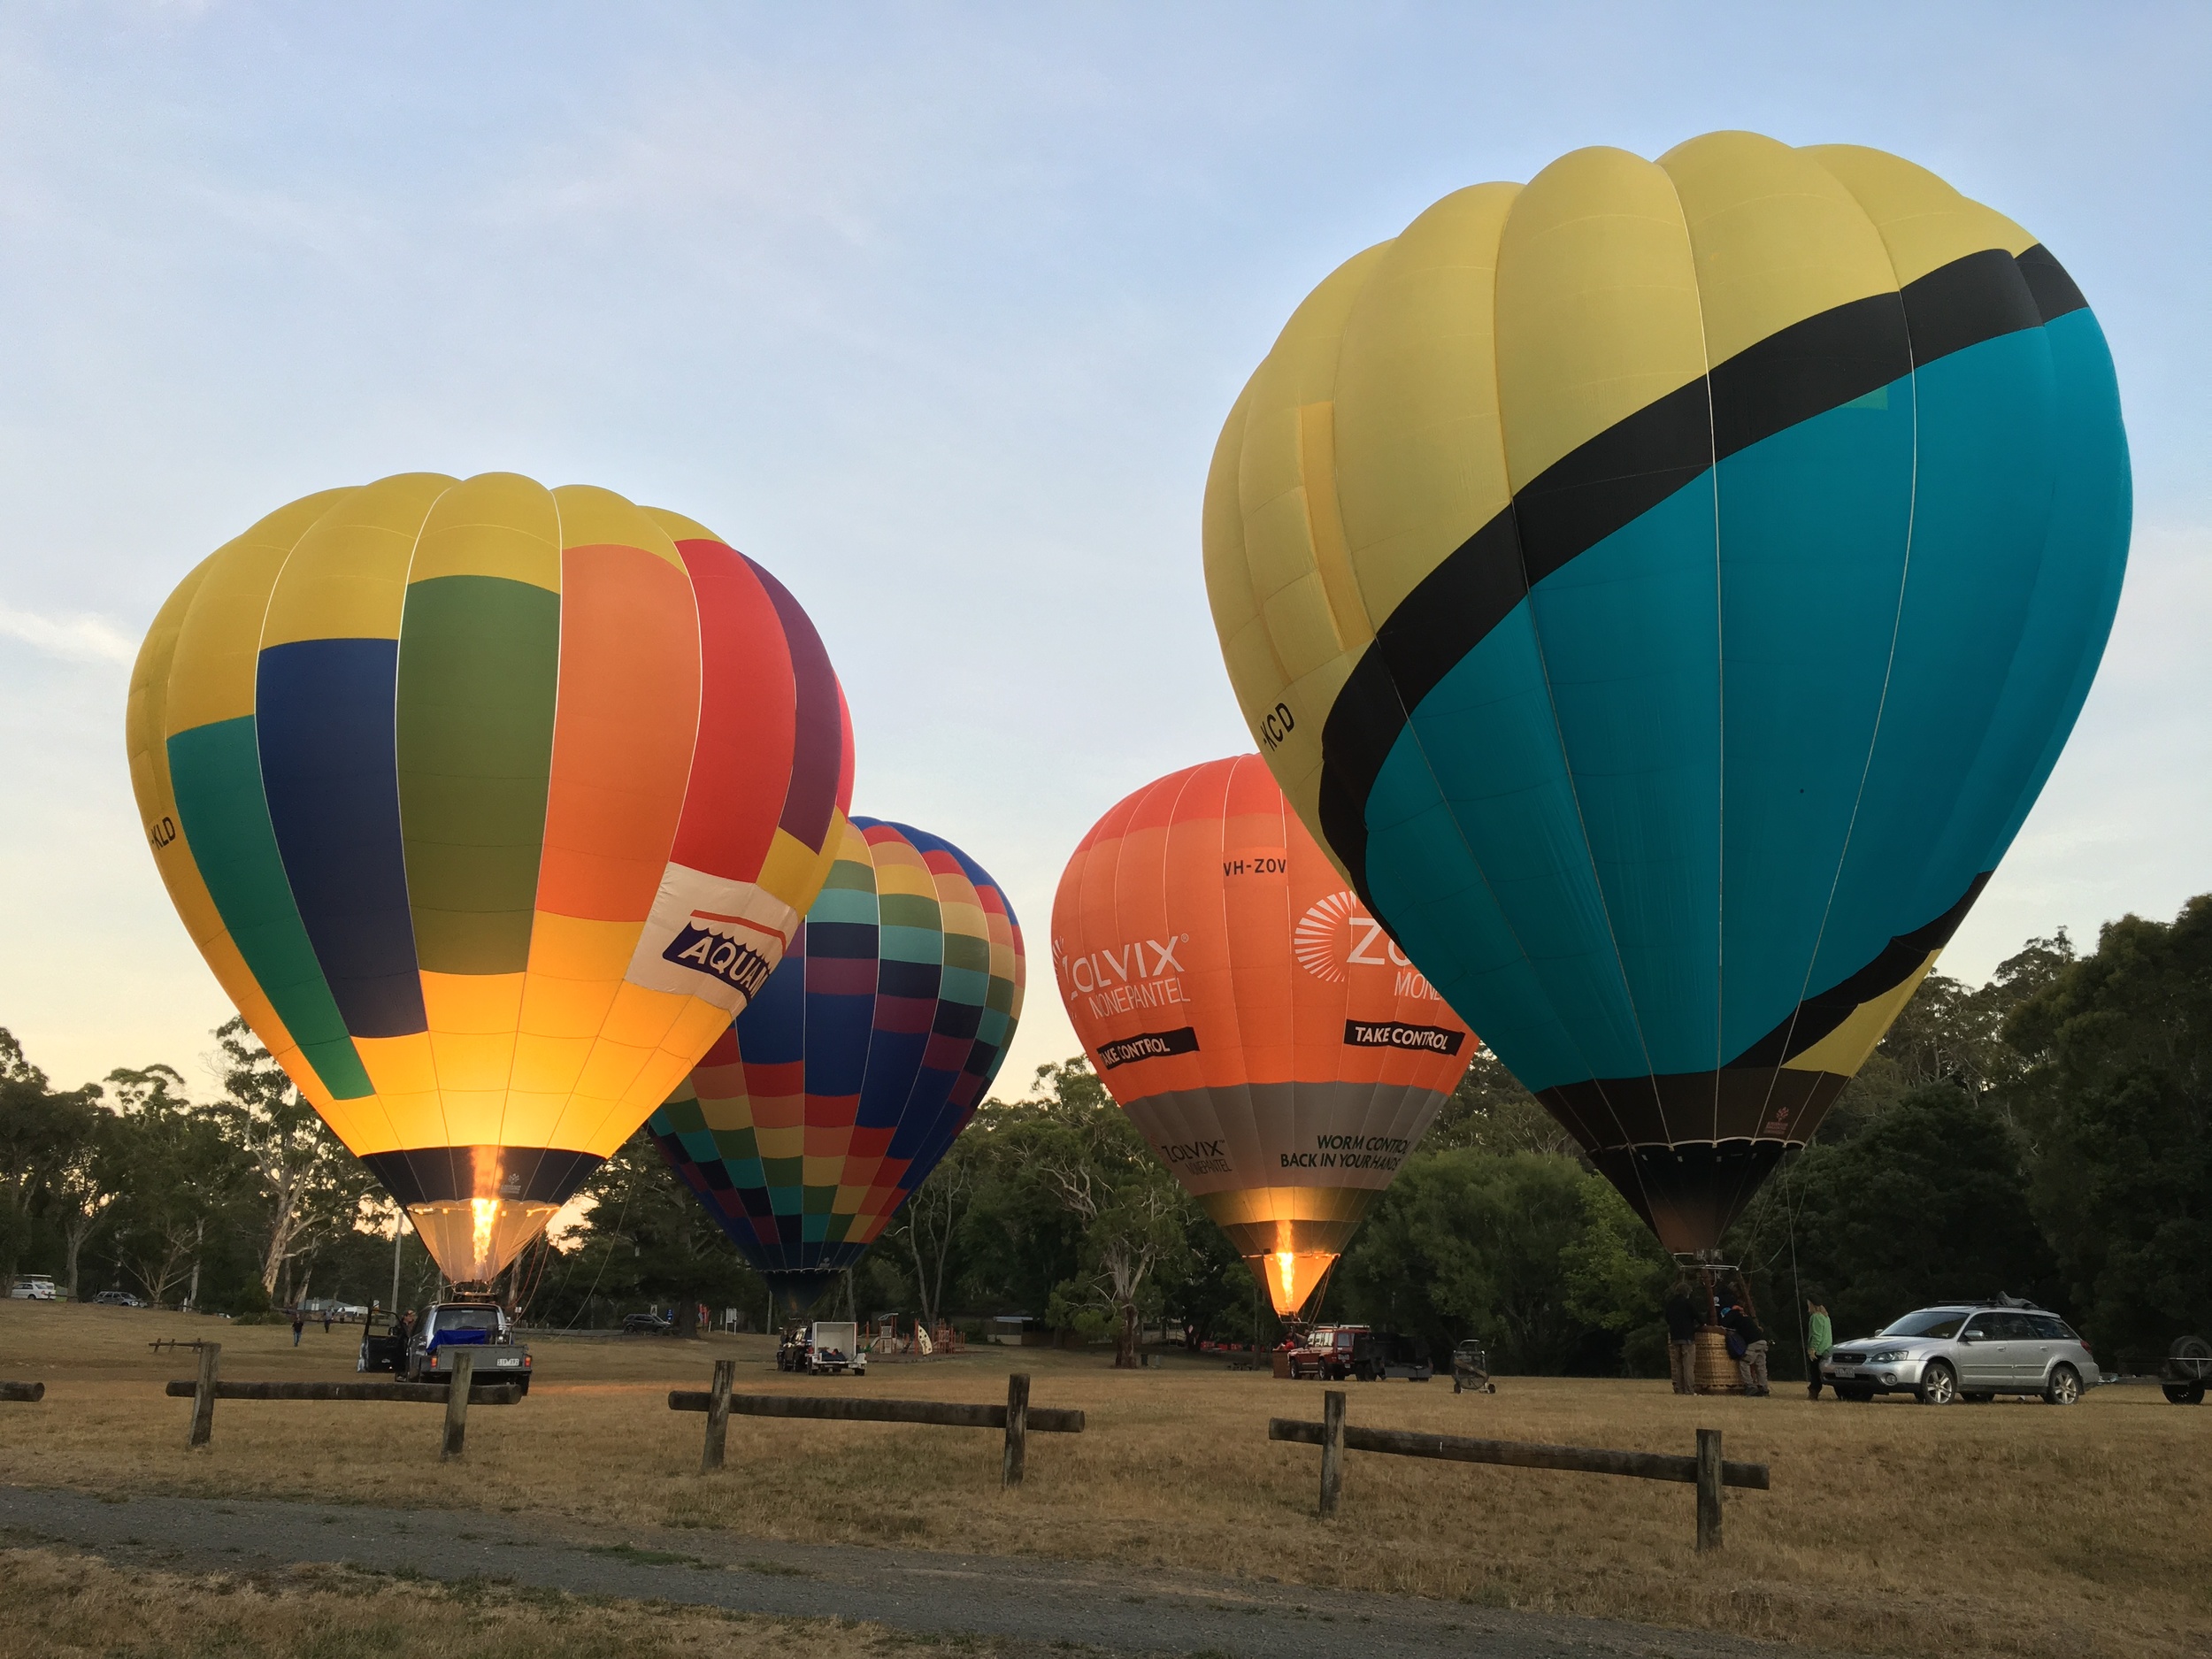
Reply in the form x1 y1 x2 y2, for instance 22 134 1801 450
1421 1050 1581 1156
1338 1148 1668 1374
2002 895 2211 1361
1728 1084 2059 1352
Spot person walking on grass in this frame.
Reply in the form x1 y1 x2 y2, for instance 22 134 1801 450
1806 1294 1834 1399
289 1307 304 1348
1663 1277 1701 1394
1722 1301 1770 1395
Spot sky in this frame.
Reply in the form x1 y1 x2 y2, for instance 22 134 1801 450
1 2 2206 1103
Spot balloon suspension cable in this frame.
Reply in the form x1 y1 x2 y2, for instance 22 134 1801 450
559 1182 634 1332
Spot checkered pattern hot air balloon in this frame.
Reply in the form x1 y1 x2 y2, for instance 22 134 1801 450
127 472 855 1288
649 819 1025 1312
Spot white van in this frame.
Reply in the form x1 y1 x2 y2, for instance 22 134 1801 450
9 1275 58 1301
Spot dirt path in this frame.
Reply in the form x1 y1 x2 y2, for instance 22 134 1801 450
1 1483 1806 1659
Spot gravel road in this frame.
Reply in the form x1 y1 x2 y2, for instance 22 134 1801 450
1 1484 1802 1659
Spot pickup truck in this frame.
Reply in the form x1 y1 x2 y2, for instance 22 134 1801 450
777 1319 867 1376
359 1301 533 1394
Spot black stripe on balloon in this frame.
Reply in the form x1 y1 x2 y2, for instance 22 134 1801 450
1729 871 1992 1068
2015 243 2089 324
362 1146 602 1208
1320 245 2062 896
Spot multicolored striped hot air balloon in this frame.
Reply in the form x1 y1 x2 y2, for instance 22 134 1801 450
649 818 1025 1312
127 472 855 1287
1203 134 2131 1253
1054 757 1472 1317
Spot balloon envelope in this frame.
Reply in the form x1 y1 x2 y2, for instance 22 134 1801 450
127 472 855 1286
1054 756 1471 1316
649 818 1025 1313
1203 134 2130 1251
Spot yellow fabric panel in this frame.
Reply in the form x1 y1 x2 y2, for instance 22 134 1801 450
524 911 637 981
830 1186 864 1215
1333 180 1520 625
594 980 690 1051
1656 131 1901 367
260 473 455 647
1200 1185 1374 1225
551 484 684 566
353 1031 441 1102
757 824 833 915
788 809 850 920
1294 402 1371 652
1235 244 1388 687
1494 146 1706 490
505 1031 595 1098
872 845 937 899
406 472 561 590
1799 145 2035 285
1782 952 1942 1078
165 489 353 733
420 970 527 1034
638 505 726 546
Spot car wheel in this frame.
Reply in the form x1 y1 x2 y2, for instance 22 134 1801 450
1916 1361 1957 1406
2044 1363 2082 1406
2161 1383 2204 1405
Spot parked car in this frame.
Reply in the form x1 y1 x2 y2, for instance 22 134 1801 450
621 1311 674 1335
91 1290 146 1308
8 1276 58 1301
1285 1325 1428 1381
362 1302 534 1393
777 1320 866 1375
1820 1301 2098 1405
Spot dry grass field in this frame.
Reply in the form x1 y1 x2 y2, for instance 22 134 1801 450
3 1302 2206 1658
0 1546 972 1659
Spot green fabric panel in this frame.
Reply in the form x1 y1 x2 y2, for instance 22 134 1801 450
166 718 374 1099
876 893 941 931
396 575 559 975
820 858 877 893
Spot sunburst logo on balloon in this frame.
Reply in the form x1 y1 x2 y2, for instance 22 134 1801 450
1294 891 1362 982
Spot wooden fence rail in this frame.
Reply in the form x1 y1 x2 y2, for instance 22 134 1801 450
669 1371 1079 1487
1 1381 43 1402
1271 1392 1767 1550
161 1379 524 1405
166 1344 519 1457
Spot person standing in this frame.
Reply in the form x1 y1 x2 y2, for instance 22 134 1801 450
1723 1301 1770 1395
289 1307 304 1348
1663 1278 1701 1394
1805 1295 1834 1399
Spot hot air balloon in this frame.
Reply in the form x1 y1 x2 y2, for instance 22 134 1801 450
1054 756 1472 1317
1203 133 2130 1253
649 818 1025 1313
127 472 856 1288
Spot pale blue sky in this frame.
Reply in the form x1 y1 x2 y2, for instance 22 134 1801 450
2 3 2205 1094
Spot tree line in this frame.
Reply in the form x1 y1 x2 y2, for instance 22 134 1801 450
4 896 2204 1375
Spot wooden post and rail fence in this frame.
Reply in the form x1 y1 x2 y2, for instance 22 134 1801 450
1271 1390 1767 1550
162 1345 522 1455
668 1369 1079 1487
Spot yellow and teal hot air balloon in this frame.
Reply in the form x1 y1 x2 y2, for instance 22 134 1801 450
127 472 856 1286
1204 134 2130 1253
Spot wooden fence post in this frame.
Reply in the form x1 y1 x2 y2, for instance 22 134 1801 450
1319 1388 1346 1517
700 1358 736 1474
188 1342 220 1449
1695 1428 1723 1551
441 1351 474 1462
1002 1371 1030 1488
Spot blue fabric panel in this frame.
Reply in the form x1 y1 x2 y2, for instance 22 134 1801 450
255 637 426 1039
803 987 876 1099
1365 602 1643 1092
1970 307 2131 869
1525 477 1721 1077
733 926 808 1064
1807 327 2055 993
1714 380 1917 1059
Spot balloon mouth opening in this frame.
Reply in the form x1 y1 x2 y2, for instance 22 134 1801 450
1248 1249 1339 1320
406 1198 558 1286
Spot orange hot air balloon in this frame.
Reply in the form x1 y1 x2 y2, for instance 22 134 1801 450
1053 756 1472 1317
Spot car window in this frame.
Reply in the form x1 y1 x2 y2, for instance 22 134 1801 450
436 1309 499 1332
1880 1310 1967 1339
1981 1312 2029 1340
2027 1314 2076 1340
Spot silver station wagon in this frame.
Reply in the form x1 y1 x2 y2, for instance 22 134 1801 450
1821 1301 2098 1406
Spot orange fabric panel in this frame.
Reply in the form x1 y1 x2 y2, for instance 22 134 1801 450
534 545 702 922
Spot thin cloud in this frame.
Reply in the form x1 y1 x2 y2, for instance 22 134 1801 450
0 601 135 664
